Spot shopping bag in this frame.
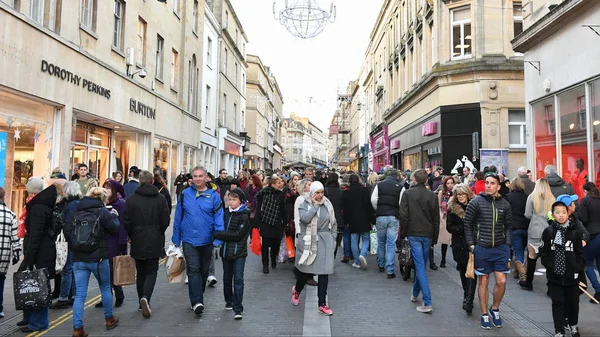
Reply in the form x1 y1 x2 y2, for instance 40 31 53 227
286 235 296 259
250 228 261 256
55 231 68 274
165 245 186 283
13 268 52 310
113 255 136 286
398 238 413 267
466 252 475 279
277 237 288 263
369 228 378 255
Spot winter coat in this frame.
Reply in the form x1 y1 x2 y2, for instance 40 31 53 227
295 200 337 275
506 191 529 231
255 187 286 239
524 194 552 249
518 175 535 195
172 184 225 247
64 196 120 263
246 186 261 213
342 184 375 233
539 220 585 286
431 176 443 192
399 184 440 240
464 193 513 248
123 179 140 199
214 177 230 201
446 198 470 265
155 183 173 214
284 190 299 235
0 202 19 276
174 174 187 195
437 190 452 245
107 198 128 259
214 204 251 259
124 184 170 259
324 185 344 230
472 180 485 195
547 173 575 198
20 186 58 278
576 195 600 236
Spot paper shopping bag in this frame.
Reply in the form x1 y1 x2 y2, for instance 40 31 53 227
113 255 136 286
165 255 186 283
286 235 296 259
466 253 475 279
13 268 52 310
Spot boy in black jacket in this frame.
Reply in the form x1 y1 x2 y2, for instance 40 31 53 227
213 188 250 320
540 195 585 337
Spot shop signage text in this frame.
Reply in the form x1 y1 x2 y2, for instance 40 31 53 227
40 60 111 99
129 99 156 120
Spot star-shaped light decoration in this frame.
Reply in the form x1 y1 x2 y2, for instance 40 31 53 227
45 127 53 143
47 150 52 161
14 128 21 141
6 116 14 128
33 129 41 143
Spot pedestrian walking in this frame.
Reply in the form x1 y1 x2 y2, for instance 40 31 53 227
124 171 170 318
371 169 403 279
436 176 456 269
255 175 286 273
342 174 375 270
324 173 347 262
576 182 600 303
399 169 440 313
291 181 336 316
540 195 585 337
172 166 224 316
0 187 20 318
64 187 120 337
123 166 141 198
446 183 477 314
464 172 513 330
505 178 529 283
213 188 251 320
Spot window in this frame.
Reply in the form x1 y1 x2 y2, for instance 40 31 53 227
420 38 426 77
222 94 227 126
81 0 96 31
113 0 124 50
513 2 523 56
188 56 198 114
206 37 213 67
451 6 472 60
205 85 211 126
173 0 180 16
137 17 147 66
532 98 556 176
193 0 199 33
508 109 526 148
233 103 237 132
30 0 44 23
236 29 239 45
1 0 14 8
235 63 238 87
559 86 587 181
171 49 179 89
156 35 164 80
224 48 228 74
412 49 417 85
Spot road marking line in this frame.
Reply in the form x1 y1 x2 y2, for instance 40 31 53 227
302 283 331 337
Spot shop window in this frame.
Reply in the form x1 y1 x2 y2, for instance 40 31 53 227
508 109 526 148
113 0 125 51
170 143 179 201
114 130 138 179
137 17 147 67
532 98 556 178
451 6 472 60
192 0 199 33
592 79 600 183
81 0 97 32
403 150 421 171
559 86 588 185
153 139 170 182
70 122 110 182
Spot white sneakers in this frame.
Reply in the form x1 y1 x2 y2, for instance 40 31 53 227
359 256 368 269
208 275 217 287
351 263 361 269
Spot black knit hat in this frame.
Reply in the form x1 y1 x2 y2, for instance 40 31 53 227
228 188 247 203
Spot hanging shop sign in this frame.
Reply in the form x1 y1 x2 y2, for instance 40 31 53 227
40 60 111 99
129 98 156 120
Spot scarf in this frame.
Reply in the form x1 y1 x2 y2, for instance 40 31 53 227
298 182 336 266
551 221 568 276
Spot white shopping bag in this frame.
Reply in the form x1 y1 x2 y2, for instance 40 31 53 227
165 245 186 283
369 228 378 255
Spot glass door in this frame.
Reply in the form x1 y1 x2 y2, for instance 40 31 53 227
89 147 109 183
71 144 88 179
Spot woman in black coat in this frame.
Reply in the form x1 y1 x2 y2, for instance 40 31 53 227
342 174 375 269
324 173 347 261
255 176 286 273
446 183 477 315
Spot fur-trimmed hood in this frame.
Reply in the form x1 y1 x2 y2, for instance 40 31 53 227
448 196 468 218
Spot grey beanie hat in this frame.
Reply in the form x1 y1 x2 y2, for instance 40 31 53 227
26 176 44 194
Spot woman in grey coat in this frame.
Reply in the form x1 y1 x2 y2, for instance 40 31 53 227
291 181 336 316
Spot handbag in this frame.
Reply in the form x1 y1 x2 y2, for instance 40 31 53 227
398 238 413 267
55 231 68 274
250 228 262 255
466 252 475 279
113 255 136 286
13 268 52 310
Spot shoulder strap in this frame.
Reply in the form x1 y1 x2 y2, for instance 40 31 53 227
179 188 186 222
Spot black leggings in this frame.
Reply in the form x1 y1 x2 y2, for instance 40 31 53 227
296 271 329 306
261 237 281 267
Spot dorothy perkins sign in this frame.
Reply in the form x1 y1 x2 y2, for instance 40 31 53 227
40 60 111 99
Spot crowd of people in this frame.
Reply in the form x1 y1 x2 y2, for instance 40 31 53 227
0 161 597 337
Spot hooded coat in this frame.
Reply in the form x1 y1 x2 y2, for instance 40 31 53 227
20 185 58 278
546 173 575 198
214 203 251 259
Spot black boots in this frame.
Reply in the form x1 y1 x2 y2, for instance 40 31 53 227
429 249 438 270
263 265 269 274
520 258 536 291
440 244 448 268
462 279 477 314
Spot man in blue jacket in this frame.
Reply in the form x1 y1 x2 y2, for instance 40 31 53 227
172 166 224 316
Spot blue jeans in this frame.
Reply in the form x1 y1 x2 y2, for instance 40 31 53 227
376 216 399 274
182 243 213 306
59 250 74 301
343 227 351 257
409 236 432 306
73 259 113 329
351 232 370 262
222 257 245 314
511 229 528 264
23 307 49 331
0 274 4 312
584 234 600 292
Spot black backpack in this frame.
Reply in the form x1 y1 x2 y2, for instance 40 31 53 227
50 205 65 239
71 208 102 253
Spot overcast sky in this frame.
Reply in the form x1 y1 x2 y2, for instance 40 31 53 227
230 0 384 131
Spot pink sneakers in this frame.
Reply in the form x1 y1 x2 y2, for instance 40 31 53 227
318 305 333 316
291 286 300 306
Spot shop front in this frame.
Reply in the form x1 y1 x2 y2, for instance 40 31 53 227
359 144 369 174
369 125 390 173
219 127 243 174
